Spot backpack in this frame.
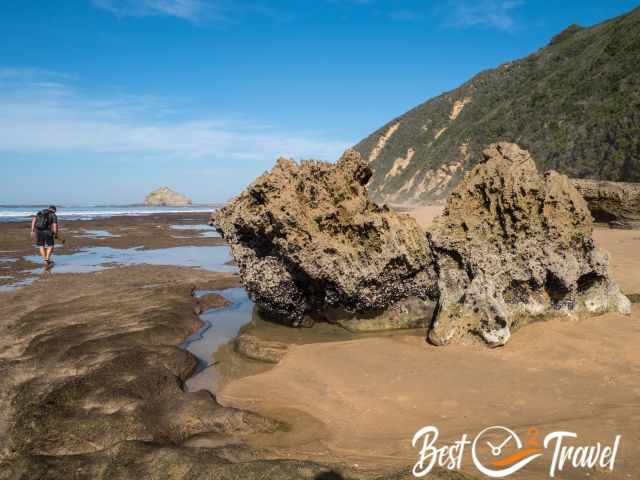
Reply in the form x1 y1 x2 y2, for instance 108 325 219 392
35 210 51 230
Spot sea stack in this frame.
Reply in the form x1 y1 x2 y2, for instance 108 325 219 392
144 187 192 207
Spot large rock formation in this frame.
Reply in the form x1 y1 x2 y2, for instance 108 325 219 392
571 178 640 228
428 143 631 346
213 150 438 327
214 143 630 346
145 187 192 206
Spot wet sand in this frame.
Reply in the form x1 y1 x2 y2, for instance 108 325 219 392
218 207 640 479
0 212 224 290
0 213 431 479
2 208 638 479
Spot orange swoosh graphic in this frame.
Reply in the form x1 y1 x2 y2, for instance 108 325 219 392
492 448 542 467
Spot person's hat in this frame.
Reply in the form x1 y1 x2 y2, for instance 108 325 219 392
48 205 57 212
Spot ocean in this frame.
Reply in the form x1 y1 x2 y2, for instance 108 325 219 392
0 205 218 222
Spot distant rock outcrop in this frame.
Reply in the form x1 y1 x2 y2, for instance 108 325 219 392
571 178 640 228
428 143 631 346
145 187 192 206
214 144 630 346
213 149 438 327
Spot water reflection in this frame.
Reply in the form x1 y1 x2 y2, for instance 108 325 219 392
80 229 121 238
0 245 236 292
24 245 236 274
183 288 253 392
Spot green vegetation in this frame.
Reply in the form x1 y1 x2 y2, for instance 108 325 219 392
356 7 640 204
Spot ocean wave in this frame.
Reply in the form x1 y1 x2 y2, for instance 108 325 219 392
0 207 216 221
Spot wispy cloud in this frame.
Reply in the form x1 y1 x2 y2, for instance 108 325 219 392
92 0 217 21
0 67 73 81
446 0 524 31
0 67 350 163
91 0 292 23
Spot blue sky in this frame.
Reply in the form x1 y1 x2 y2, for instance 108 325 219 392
1 0 638 205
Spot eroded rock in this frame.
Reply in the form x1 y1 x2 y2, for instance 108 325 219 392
213 149 439 327
234 334 289 363
428 143 631 346
570 178 640 228
8 441 472 480
193 292 229 314
214 143 629 346
0 267 299 477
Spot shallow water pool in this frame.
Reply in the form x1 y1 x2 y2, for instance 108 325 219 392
24 245 236 275
80 229 121 238
169 224 220 238
183 288 253 392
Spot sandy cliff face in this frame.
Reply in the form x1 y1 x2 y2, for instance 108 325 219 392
214 143 630 346
145 187 192 206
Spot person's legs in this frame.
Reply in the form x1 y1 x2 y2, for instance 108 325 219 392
36 230 47 262
44 232 55 262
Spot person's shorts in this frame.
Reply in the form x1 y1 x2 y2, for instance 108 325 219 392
35 230 55 247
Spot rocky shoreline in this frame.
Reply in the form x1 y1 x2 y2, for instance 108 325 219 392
0 214 470 479
0 192 638 478
0 270 464 479
0 213 227 290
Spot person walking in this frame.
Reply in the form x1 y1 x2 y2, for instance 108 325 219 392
31 206 59 266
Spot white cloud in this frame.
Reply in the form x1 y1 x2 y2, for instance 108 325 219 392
0 67 351 163
0 67 73 81
92 0 224 22
91 0 291 23
446 0 524 31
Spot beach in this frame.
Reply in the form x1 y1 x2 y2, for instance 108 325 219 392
0 211 431 479
0 207 638 479
217 207 640 479
4 3 640 479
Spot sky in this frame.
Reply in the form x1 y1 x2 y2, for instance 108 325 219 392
1 0 638 205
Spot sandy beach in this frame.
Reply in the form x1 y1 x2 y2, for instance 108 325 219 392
217 207 640 479
0 208 638 479
0 213 439 479
4 2 640 478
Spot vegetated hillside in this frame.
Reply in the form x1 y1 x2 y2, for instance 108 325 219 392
355 7 640 205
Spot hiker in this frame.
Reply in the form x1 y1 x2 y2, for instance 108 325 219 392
31 206 59 266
